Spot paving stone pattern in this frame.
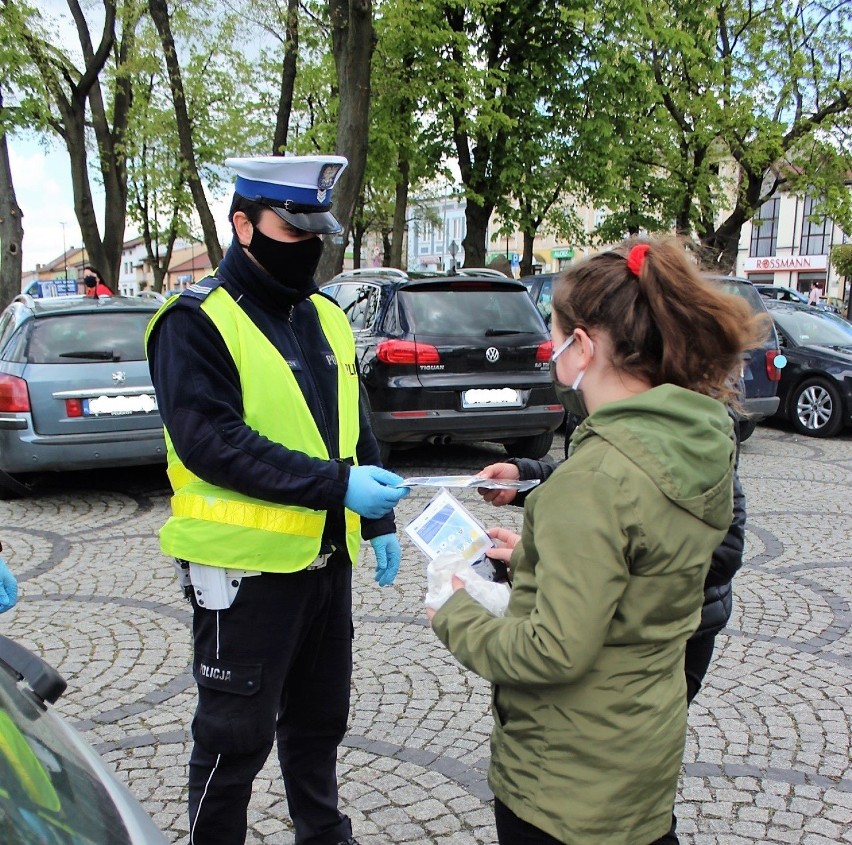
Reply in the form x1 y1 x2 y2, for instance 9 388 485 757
1 422 850 844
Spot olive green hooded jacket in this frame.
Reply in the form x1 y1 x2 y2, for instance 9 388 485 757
433 384 735 845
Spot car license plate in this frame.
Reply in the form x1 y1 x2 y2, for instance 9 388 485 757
83 394 158 416
462 388 523 409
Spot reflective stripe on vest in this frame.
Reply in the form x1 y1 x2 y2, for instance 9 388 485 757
148 287 361 572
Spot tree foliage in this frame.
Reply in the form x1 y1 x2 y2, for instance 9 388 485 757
590 0 852 271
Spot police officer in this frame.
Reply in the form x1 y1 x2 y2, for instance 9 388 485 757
146 154 409 845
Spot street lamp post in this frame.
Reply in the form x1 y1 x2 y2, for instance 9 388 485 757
60 222 68 281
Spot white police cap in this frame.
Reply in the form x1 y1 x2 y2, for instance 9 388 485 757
224 154 348 234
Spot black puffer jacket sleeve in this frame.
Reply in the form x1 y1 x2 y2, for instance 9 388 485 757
696 469 746 635
504 457 558 507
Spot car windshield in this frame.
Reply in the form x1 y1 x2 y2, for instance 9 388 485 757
24 313 152 364
0 671 133 844
773 309 852 345
399 288 544 336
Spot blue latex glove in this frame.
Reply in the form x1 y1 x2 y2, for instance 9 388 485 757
0 558 18 614
344 465 408 519
370 534 402 587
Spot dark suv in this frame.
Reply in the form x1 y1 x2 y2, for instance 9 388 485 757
522 271 784 441
703 276 785 439
321 271 564 461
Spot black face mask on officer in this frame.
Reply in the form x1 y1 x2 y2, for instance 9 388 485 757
247 225 324 292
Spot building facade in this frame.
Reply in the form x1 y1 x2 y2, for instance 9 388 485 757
735 189 849 308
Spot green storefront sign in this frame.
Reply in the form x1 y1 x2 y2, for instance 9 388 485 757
551 248 575 260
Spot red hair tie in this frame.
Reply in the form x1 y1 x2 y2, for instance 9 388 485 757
626 244 650 277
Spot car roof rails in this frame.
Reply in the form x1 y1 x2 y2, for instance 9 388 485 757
13 293 37 308
337 267 409 279
455 267 510 278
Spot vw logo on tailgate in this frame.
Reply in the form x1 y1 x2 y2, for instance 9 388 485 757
485 347 500 363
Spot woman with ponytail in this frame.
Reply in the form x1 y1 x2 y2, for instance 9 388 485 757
428 237 767 845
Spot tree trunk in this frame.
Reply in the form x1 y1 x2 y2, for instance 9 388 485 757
0 96 23 308
351 222 364 269
461 201 492 268
15 0 130 286
271 0 299 154
148 0 223 268
519 230 536 278
315 0 376 283
382 229 391 266
390 156 409 268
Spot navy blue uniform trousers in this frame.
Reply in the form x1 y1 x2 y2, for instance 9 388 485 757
187 554 353 845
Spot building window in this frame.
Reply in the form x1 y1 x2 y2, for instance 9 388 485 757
750 198 780 257
800 196 832 256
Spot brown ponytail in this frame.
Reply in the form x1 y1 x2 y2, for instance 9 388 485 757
551 237 769 406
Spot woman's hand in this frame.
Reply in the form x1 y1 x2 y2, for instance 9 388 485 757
425 575 466 623
484 526 520 577
476 463 520 507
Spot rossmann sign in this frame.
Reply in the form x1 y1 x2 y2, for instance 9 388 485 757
743 255 828 272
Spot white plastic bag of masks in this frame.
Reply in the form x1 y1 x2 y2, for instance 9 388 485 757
424 552 511 617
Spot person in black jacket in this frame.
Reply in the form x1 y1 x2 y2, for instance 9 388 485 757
477 416 746 844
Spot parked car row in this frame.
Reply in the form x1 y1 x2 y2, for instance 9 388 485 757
754 283 840 315
1 268 845 500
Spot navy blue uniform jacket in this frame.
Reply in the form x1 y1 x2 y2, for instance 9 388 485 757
146 238 395 557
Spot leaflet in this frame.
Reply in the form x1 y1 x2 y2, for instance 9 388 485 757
404 489 494 565
396 475 540 491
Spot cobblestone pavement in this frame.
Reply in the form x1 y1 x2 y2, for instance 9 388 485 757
1 421 851 844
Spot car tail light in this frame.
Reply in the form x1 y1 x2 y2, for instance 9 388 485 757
376 340 440 365
65 398 84 417
766 350 785 381
0 374 30 412
536 340 553 363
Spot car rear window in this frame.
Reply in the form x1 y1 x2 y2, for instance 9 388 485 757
709 278 767 314
399 287 544 336
24 313 152 364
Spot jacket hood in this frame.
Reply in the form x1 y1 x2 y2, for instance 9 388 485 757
570 384 735 530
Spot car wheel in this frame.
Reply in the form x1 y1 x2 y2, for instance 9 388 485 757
737 419 757 442
502 431 554 460
790 378 845 438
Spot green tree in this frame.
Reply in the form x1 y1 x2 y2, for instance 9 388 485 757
830 243 852 319
593 0 852 271
128 5 252 285
0 0 144 286
406 0 592 268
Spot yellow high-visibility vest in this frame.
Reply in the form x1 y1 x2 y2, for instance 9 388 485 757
146 285 362 571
